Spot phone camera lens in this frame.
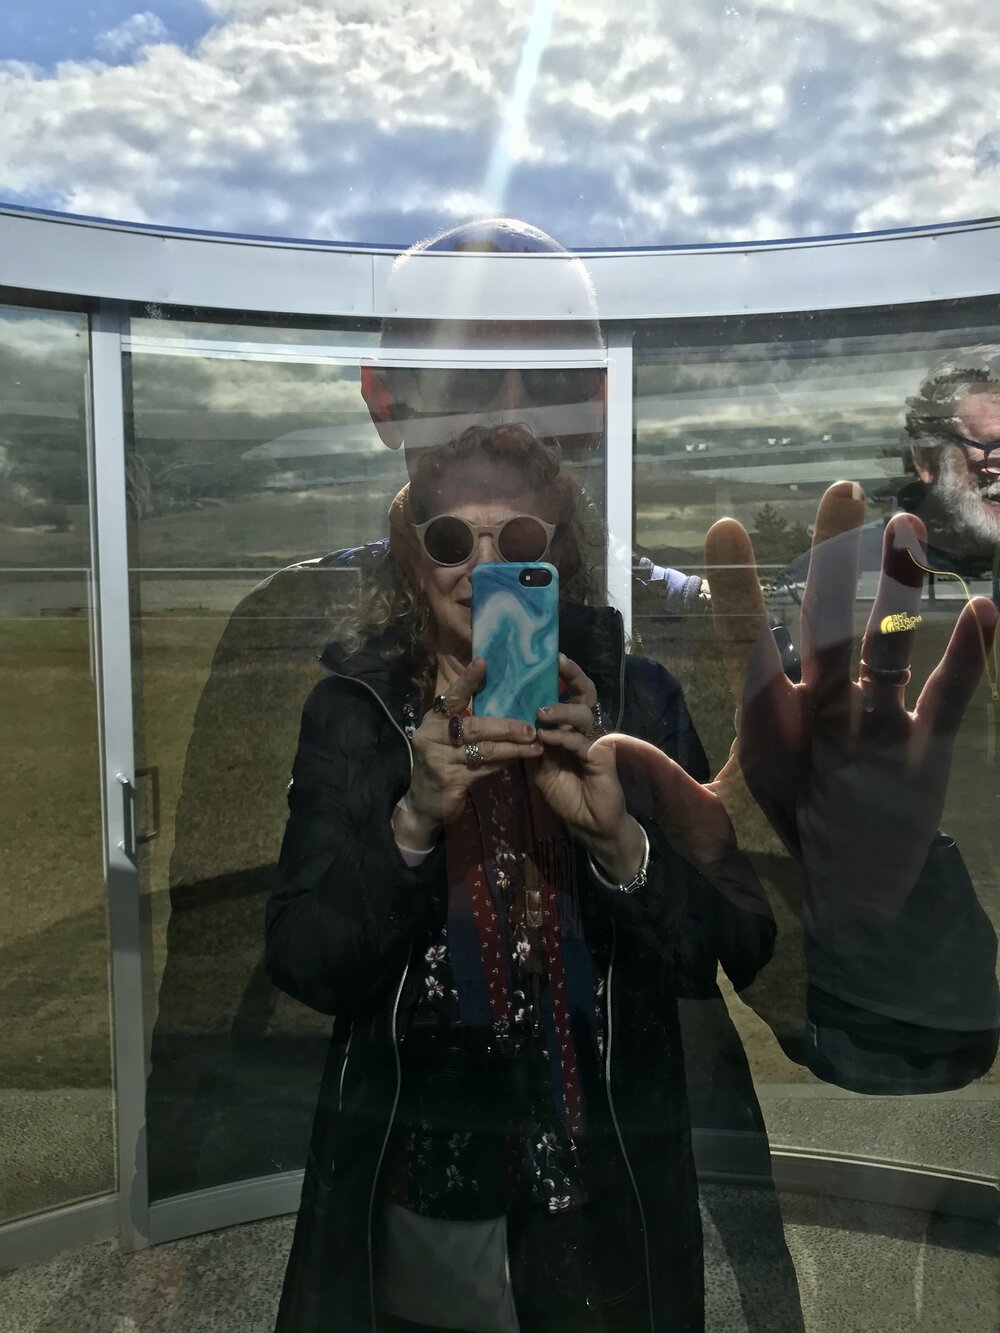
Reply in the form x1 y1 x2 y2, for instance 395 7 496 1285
519 567 552 587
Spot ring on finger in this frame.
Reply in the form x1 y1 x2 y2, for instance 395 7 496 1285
464 741 484 769
586 700 609 740
448 713 465 746
431 693 450 715
859 659 911 687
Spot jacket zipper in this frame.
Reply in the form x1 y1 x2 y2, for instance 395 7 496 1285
367 961 411 1333
605 613 654 1328
329 672 415 1333
333 672 415 769
604 926 655 1333
336 1028 354 1118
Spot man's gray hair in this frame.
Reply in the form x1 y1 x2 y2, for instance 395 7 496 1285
904 344 1000 443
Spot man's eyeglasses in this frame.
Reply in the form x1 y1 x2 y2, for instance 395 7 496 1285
412 514 557 566
944 430 1000 474
382 366 605 417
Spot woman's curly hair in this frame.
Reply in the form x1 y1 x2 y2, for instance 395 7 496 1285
337 425 605 681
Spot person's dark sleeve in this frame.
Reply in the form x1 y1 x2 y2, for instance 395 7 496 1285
801 833 999 1093
265 679 446 1016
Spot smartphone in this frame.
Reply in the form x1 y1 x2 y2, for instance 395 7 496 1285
471 562 559 725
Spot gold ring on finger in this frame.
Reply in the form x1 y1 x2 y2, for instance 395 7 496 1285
448 714 465 746
464 741 484 769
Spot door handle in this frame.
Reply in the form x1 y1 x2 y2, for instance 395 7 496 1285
116 766 160 856
116 772 136 858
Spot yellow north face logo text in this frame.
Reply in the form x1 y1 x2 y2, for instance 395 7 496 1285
880 612 922 635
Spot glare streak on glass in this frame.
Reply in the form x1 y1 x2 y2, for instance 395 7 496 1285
481 0 557 214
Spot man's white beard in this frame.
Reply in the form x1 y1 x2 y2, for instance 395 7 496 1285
929 445 1000 555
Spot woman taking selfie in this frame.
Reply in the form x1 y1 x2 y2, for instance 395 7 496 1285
265 426 774 1333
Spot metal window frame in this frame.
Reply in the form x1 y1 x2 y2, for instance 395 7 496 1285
606 324 634 631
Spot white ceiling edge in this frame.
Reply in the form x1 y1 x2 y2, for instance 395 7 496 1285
1 207 998 320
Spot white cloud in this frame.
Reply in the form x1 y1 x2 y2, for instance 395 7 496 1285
0 1 997 246
94 12 170 60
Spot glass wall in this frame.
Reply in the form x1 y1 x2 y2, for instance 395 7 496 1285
0 304 112 1222
634 298 1000 1181
0 259 995 1333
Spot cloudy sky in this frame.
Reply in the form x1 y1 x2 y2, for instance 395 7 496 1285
0 0 998 248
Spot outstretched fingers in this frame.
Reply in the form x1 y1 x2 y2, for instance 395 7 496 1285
916 597 998 738
704 515 794 740
800 481 867 697
859 513 927 681
704 517 770 701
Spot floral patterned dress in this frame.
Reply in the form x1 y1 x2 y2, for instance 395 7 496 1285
387 701 623 1224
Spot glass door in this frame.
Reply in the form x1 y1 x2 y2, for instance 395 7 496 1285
122 317 392 1213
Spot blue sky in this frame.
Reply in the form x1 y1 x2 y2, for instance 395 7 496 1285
0 1 998 248
0 2 213 68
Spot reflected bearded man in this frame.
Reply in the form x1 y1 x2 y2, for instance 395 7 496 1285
903 346 1000 576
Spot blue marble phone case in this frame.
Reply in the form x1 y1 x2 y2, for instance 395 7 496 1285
471 562 559 725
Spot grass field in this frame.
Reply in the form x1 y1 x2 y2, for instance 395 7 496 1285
2 581 998 1218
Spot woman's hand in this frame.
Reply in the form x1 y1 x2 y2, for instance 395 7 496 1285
394 657 543 848
530 654 647 884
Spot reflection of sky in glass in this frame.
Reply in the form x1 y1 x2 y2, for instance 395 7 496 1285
634 314 1000 525
0 305 89 574
1 2 998 245
128 350 380 454
124 342 407 567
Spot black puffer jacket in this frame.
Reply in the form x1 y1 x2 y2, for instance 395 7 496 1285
265 603 776 1333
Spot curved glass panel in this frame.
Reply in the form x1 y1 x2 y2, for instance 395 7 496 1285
0 304 111 1221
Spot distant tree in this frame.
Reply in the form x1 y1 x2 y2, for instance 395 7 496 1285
751 502 813 568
